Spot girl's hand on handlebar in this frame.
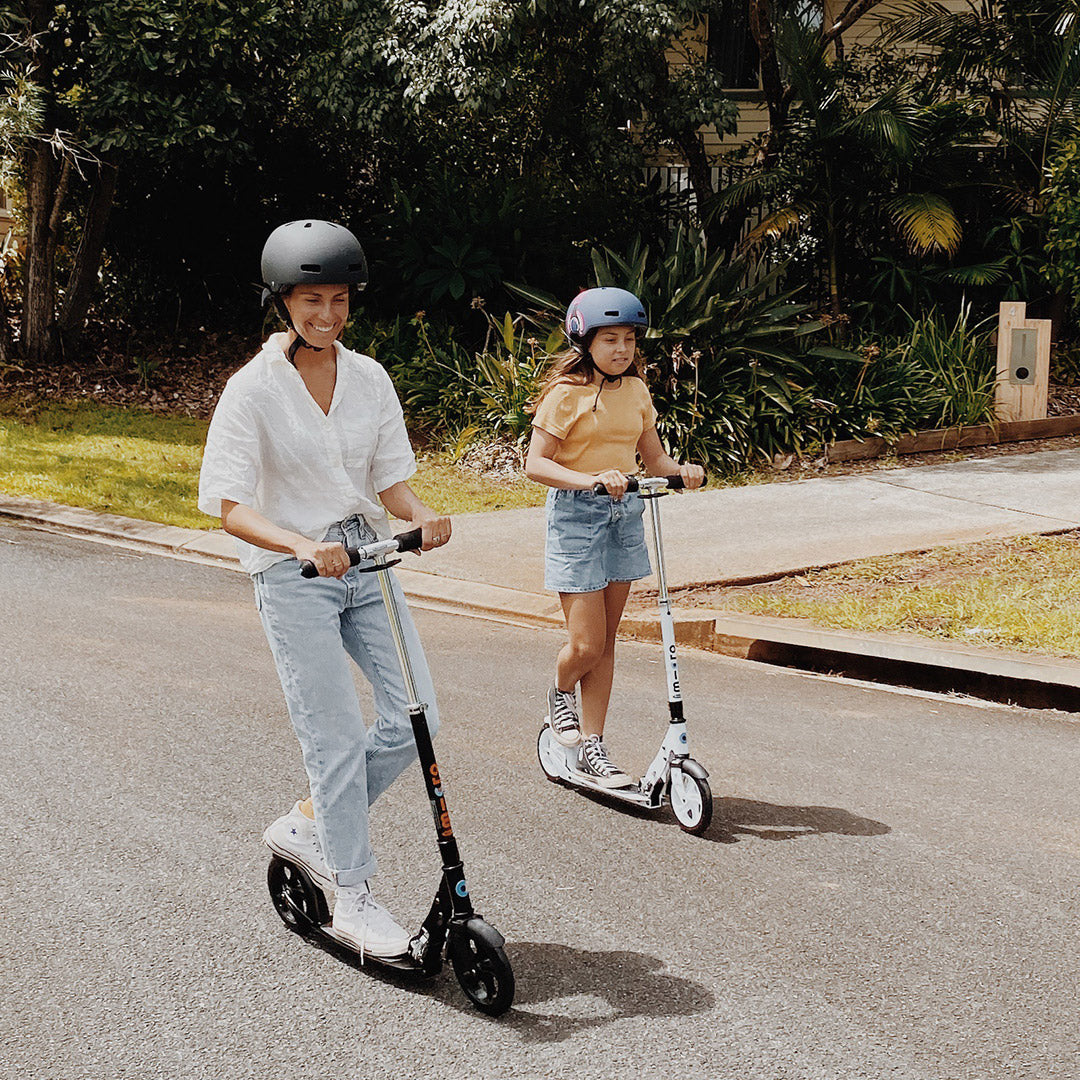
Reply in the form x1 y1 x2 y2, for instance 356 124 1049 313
678 463 705 490
413 512 452 554
592 470 629 500
294 538 350 578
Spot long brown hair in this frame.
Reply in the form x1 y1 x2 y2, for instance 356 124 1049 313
528 331 646 414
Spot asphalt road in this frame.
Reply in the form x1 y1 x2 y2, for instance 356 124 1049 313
3 521 1079 1080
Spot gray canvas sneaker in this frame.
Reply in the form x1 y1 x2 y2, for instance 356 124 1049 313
575 734 634 789
547 685 582 747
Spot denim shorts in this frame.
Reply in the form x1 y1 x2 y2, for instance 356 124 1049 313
544 488 652 593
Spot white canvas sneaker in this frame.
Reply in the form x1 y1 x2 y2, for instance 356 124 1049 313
331 882 411 958
262 802 334 891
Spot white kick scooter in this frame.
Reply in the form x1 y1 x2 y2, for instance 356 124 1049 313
536 475 713 834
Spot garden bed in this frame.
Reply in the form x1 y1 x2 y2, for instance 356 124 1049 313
826 412 1080 463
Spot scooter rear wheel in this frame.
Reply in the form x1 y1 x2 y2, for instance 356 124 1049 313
267 855 330 932
669 766 713 835
537 723 572 783
448 919 515 1016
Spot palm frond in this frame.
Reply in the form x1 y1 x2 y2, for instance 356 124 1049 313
939 259 1010 286
738 206 807 254
887 192 962 256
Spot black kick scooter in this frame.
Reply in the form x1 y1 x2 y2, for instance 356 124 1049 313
537 475 713 834
265 529 515 1017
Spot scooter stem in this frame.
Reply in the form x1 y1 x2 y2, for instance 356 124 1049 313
374 556 473 915
646 493 670 607
375 555 422 704
645 493 683 717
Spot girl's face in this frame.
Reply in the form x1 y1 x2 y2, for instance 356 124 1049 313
588 325 638 378
282 283 350 349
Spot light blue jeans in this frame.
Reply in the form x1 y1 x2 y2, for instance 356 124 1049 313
253 516 438 887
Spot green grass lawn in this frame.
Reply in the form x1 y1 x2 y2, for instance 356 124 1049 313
723 534 1080 658
0 399 545 529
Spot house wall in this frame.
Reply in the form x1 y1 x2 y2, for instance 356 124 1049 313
653 0 969 160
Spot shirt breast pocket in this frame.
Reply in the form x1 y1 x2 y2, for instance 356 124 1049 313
340 418 378 469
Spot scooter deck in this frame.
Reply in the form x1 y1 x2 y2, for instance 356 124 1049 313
565 769 661 808
268 854 435 974
318 923 421 972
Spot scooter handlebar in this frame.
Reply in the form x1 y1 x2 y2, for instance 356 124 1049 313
591 474 705 496
299 527 424 578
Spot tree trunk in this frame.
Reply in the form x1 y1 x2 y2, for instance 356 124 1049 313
22 140 59 364
642 47 722 241
0 281 10 367
748 0 788 165
59 161 118 355
674 126 717 225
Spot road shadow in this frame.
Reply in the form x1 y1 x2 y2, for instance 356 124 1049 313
705 796 890 844
545 784 890 846
496 941 714 1042
285 932 711 1037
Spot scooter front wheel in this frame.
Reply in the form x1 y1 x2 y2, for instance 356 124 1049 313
448 918 515 1016
669 765 713 835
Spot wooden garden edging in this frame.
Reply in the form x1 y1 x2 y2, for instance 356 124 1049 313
826 414 1080 464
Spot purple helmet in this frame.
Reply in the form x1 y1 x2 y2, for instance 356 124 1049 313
564 287 648 346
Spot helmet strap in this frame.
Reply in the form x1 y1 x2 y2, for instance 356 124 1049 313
286 332 326 365
591 368 622 411
270 292 326 364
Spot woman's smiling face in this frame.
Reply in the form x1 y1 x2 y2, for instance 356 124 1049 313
283 284 349 348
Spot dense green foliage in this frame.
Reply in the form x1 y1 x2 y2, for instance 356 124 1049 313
351 226 997 473
0 0 1078 469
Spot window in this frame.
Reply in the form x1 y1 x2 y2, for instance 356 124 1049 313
708 3 760 90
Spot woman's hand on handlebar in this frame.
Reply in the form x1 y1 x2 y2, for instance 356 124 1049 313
411 512 452 553
293 538 351 578
677 462 706 490
592 470 629 500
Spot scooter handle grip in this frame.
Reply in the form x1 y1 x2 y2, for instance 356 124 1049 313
299 527 425 578
591 478 641 496
590 474 707 496
395 527 424 552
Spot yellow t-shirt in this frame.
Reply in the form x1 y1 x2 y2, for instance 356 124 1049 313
532 377 658 474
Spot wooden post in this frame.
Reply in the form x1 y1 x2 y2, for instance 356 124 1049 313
995 301 1051 422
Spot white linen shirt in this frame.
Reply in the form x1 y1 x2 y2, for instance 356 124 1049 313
198 336 417 576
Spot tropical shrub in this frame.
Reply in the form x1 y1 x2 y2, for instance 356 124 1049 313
512 224 861 470
828 305 997 439
1044 138 1080 316
349 309 547 448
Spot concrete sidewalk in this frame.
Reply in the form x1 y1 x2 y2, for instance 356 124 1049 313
4 444 1080 706
431 445 1080 592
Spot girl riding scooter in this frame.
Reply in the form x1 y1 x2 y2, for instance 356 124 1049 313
525 287 705 788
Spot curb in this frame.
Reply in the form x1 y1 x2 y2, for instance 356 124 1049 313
4 494 1079 710
622 609 1080 710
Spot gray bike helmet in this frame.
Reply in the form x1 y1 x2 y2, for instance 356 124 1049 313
261 219 369 297
564 287 648 347
261 220 368 359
